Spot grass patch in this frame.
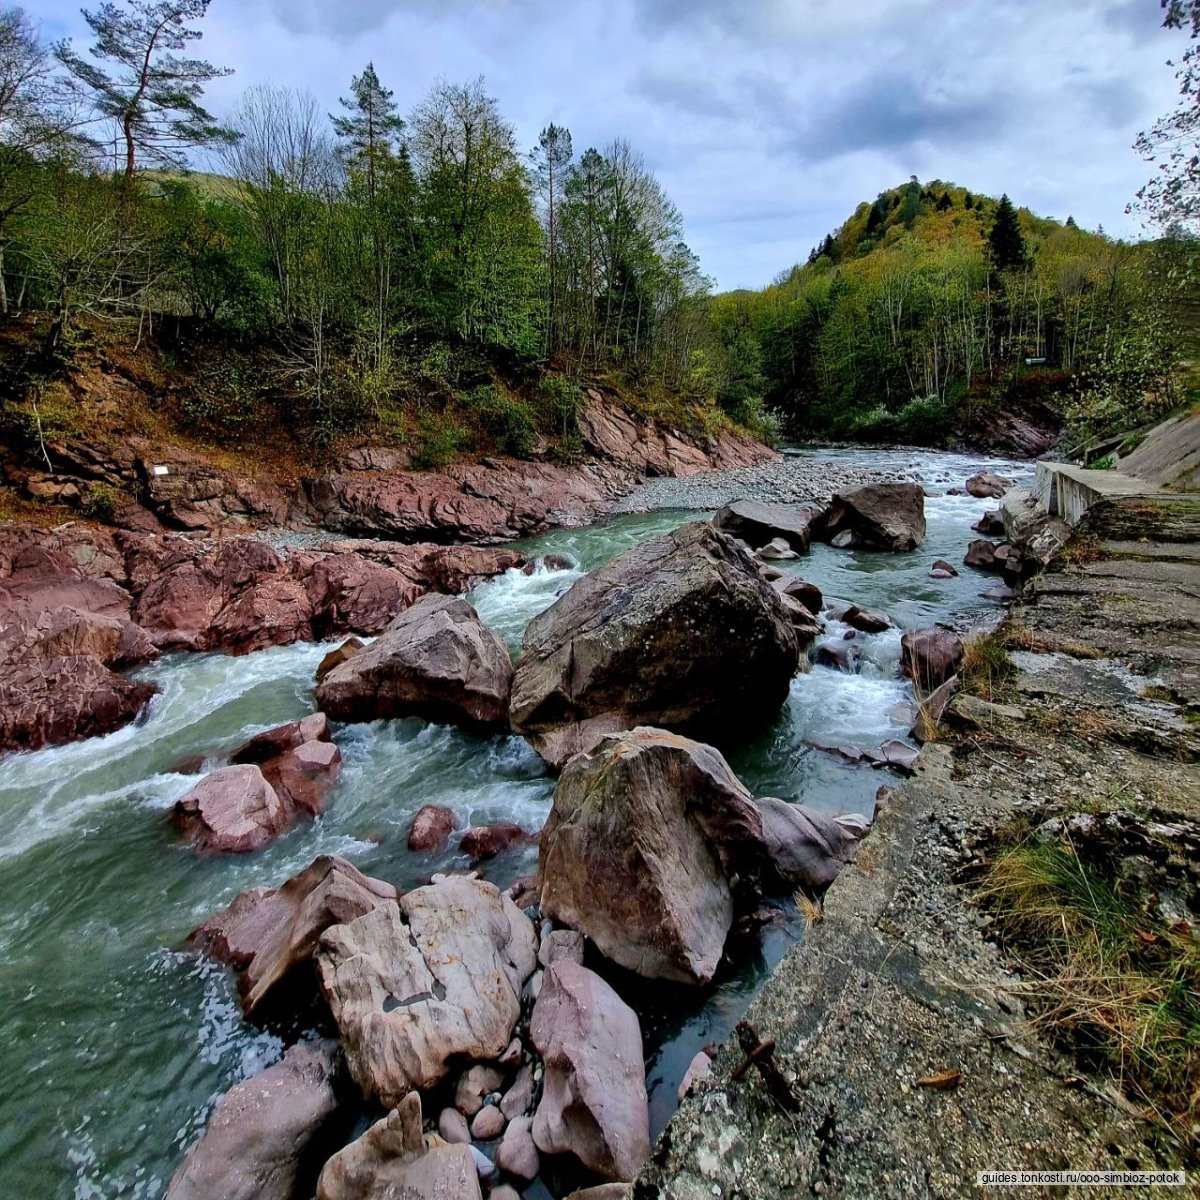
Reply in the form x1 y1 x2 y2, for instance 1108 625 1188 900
961 629 1018 702
977 826 1200 1146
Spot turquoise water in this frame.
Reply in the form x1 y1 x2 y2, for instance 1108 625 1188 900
0 448 1030 1197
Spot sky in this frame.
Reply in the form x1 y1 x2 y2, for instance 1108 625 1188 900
35 0 1185 291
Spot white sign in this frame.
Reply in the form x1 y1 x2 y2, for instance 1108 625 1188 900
152 465 170 477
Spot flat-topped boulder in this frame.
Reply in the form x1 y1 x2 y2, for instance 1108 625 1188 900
538 728 765 985
316 877 536 1107
966 472 1015 499
820 483 926 551
510 521 800 769
186 855 398 1019
714 499 824 553
316 594 513 730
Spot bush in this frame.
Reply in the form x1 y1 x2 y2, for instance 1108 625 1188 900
411 413 471 470
81 482 120 523
537 375 582 438
463 384 538 457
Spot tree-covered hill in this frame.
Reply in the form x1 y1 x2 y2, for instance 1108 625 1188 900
707 178 1188 454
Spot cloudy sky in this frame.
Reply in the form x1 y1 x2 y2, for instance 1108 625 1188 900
37 0 1183 290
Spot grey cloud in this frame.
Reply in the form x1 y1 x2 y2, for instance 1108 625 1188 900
784 70 1008 162
633 71 737 120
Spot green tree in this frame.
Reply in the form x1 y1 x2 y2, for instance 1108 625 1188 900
531 121 572 356
987 193 1026 271
56 0 235 182
332 62 403 203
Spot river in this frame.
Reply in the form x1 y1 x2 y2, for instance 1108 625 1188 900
0 447 1030 1198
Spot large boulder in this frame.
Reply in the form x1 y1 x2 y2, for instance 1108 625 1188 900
510 522 800 769
316 877 536 1108
714 500 824 553
316 1091 482 1200
530 961 650 1183
820 483 926 551
173 764 292 854
316 595 513 730
186 855 398 1019
165 1041 343 1200
966 472 1015 499
901 628 965 694
538 728 764 985
756 797 868 890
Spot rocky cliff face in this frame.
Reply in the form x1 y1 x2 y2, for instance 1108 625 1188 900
5 385 776 543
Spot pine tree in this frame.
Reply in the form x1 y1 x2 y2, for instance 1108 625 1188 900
936 191 952 211
332 63 404 203
987 193 1026 271
964 192 974 209
531 122 572 355
56 0 234 181
1065 214 1077 228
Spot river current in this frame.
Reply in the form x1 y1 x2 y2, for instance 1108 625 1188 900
0 447 1031 1198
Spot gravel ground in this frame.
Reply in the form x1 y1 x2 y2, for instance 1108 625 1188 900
611 457 895 512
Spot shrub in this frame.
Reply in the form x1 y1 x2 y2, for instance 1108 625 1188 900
537 375 583 438
81 482 120 523
411 414 470 470
463 384 537 457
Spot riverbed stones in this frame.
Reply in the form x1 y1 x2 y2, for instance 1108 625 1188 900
497 1115 541 1182
973 510 1006 536
165 1041 342 1200
471 1104 506 1141
776 576 823 614
185 855 398 1018
538 728 763 985
316 594 513 730
901 628 965 693
841 604 891 634
510 521 800 769
316 637 365 685
931 558 959 578
964 538 1011 573
460 822 529 862
714 499 824 552
456 1064 505 1117
316 877 536 1107
756 797 869 889
530 960 651 1182
820 483 926 551
966 471 1015 499
316 1091 483 1200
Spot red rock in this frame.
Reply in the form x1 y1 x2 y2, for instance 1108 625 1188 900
316 595 513 730
165 1041 342 1200
186 855 398 1017
316 637 366 685
263 739 342 817
0 653 157 754
901 628 965 694
775 577 823 614
173 764 291 854
408 805 458 852
230 713 331 765
531 961 650 1182
821 484 926 551
966 472 1015 500
842 605 890 634
460 823 528 862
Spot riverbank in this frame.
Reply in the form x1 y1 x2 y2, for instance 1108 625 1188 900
639 476 1200 1197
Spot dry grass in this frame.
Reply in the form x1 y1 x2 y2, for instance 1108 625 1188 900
977 829 1200 1146
961 629 1018 702
797 893 824 928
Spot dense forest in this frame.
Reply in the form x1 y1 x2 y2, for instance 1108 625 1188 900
0 1 732 470
708 181 1189 451
0 0 1195 472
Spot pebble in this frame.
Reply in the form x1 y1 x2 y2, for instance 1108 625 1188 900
438 1107 470 1145
471 1104 506 1141
610 457 894 514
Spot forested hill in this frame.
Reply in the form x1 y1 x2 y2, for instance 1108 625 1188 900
708 179 1188 454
